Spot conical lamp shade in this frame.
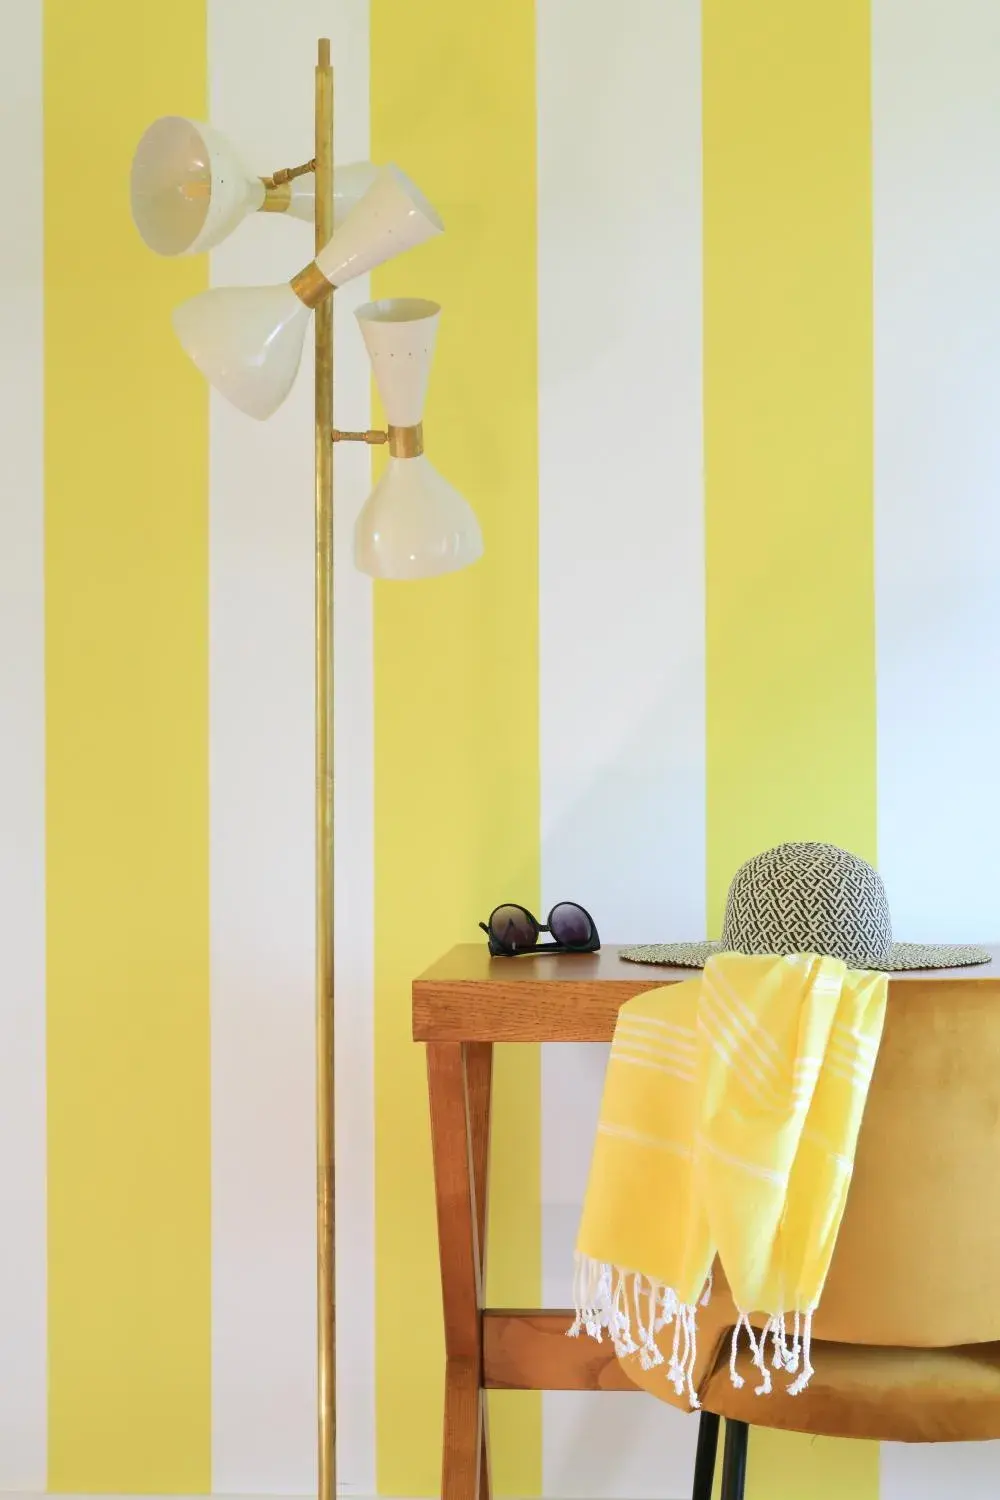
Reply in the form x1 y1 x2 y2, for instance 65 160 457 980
131 117 384 253
353 298 483 579
173 284 310 420
172 169 444 420
131 117 263 256
314 165 442 285
356 296 438 423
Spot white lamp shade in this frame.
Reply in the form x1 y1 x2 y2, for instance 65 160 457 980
315 165 443 285
131 117 386 253
171 169 443 420
352 296 482 579
287 160 381 226
355 297 439 424
354 457 483 580
130 116 263 256
172 283 310 420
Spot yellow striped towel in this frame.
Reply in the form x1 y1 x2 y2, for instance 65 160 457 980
572 952 888 1405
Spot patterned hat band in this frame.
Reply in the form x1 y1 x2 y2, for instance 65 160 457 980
621 842 991 973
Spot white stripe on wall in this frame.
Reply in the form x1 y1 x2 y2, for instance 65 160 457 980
875 4 1000 1489
536 1 705 1494
881 1443 1000 1500
208 3 375 1493
0 1 47 1488
874 0 1000 947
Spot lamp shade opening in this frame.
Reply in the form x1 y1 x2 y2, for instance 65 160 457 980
355 298 440 425
354 456 484 580
172 283 310 420
315 165 443 286
130 116 263 256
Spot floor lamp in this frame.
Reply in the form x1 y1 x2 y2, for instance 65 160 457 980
129 38 483 1500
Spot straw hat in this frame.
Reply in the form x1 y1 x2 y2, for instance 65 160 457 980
622 842 990 972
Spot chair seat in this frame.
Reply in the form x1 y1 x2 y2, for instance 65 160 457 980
699 1334 1000 1443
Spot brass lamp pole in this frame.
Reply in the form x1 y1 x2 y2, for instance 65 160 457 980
313 38 337 1500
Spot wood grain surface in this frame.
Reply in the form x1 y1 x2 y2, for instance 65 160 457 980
483 1310 639 1392
413 944 1000 1041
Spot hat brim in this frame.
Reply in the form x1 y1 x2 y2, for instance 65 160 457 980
620 941 993 973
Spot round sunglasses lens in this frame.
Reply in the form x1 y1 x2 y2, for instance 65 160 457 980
549 903 593 947
490 905 538 953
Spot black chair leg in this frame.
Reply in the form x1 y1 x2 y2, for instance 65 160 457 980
720 1419 749 1500
691 1410 720 1500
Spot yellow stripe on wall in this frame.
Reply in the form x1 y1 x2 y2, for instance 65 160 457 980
703 0 878 926
703 2 878 1497
44 3 211 1490
371 1 541 1494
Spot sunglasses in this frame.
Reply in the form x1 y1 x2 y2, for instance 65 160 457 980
479 902 600 957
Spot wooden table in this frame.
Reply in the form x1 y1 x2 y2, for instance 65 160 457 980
413 942 1000 1499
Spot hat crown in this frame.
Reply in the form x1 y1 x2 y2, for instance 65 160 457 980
721 841 893 967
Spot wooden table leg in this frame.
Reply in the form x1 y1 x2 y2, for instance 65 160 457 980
427 1042 493 1500
479 1388 492 1500
443 1359 482 1500
465 1043 493 1500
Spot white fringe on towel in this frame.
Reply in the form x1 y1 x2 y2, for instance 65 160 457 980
570 1254 817 1409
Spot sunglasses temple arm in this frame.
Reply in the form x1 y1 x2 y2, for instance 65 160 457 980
479 921 504 957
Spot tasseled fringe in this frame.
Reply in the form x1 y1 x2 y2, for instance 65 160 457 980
729 1306 815 1396
790 1310 801 1373
728 1314 748 1389
571 1257 818 1406
768 1310 801 1374
569 1255 614 1343
570 1255 711 1408
787 1309 814 1396
655 1284 679 1332
749 1316 773 1394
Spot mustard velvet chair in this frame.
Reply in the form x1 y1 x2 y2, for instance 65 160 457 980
616 978 1000 1500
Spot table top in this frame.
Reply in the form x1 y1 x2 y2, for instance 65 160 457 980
412 943 1000 1043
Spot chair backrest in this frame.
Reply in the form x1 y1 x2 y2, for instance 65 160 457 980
814 978 1000 1347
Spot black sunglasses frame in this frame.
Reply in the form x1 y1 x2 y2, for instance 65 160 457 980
479 902 600 958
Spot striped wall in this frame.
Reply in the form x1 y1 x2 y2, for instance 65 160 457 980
1 2 999 1498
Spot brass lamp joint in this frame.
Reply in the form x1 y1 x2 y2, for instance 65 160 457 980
262 157 316 188
290 261 335 308
331 429 389 445
388 423 424 458
329 425 424 457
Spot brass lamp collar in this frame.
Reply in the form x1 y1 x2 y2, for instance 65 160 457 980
260 157 316 214
290 260 335 308
260 179 293 213
388 423 424 458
